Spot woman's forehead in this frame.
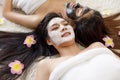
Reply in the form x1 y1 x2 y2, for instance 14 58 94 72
47 17 65 27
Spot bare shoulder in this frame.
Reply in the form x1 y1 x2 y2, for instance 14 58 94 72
37 57 64 69
37 57 62 71
37 58 51 72
88 42 106 49
36 58 51 80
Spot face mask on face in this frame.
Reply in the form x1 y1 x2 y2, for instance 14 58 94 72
66 2 81 20
47 17 75 45
66 2 91 20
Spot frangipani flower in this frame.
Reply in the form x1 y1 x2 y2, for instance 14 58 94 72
102 9 110 16
0 18 5 24
118 31 120 36
8 60 24 75
24 35 36 48
103 36 114 48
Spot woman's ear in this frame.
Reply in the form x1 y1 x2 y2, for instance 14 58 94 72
46 38 53 45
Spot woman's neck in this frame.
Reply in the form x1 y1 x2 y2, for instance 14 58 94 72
58 43 81 57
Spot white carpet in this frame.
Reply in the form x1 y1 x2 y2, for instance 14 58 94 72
76 0 120 16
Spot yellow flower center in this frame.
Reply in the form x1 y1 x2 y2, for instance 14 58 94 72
13 64 22 71
106 39 112 44
26 37 33 44
103 10 110 15
0 19 4 24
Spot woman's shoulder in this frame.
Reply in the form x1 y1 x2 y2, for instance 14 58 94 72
88 42 106 49
37 58 51 70
37 57 61 71
35 58 52 80
37 56 72 73
81 42 106 52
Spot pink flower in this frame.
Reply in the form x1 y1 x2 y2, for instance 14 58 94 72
102 10 110 16
24 35 36 48
118 31 120 36
103 36 114 48
8 60 24 75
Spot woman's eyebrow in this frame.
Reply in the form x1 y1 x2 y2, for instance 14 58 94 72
49 23 59 30
51 23 59 27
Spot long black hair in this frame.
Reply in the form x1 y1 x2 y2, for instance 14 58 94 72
0 31 36 80
74 11 108 47
66 3 120 49
0 13 60 80
74 11 120 49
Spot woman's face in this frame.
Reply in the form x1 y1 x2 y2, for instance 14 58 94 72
75 7 96 21
66 2 98 20
47 17 75 46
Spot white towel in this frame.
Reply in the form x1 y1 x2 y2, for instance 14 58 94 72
49 48 120 80
12 0 47 14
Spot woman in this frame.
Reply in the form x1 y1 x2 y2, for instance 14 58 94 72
3 0 120 48
0 12 120 80
28 12 120 80
2 0 75 28
66 2 120 49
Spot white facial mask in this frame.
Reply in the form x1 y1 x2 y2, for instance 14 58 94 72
47 17 75 45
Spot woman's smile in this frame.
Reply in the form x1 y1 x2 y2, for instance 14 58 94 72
61 32 71 37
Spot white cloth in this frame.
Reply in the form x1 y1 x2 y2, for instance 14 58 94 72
12 0 47 14
49 48 120 80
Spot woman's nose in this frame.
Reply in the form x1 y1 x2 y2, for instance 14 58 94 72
61 27 67 32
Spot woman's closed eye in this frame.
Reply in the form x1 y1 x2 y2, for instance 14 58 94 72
51 24 59 31
51 26 59 30
50 21 70 31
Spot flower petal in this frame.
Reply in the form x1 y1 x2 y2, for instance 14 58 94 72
102 36 114 48
24 35 36 48
118 31 120 36
8 60 24 75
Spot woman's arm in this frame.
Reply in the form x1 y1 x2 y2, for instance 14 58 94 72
2 0 41 29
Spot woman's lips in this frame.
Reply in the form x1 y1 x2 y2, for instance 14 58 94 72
61 32 71 37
